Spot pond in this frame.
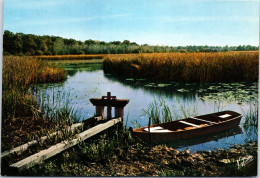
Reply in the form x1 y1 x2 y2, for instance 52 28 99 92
32 60 258 152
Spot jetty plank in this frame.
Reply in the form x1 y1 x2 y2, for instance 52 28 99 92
2 116 102 159
10 117 121 171
1 122 83 159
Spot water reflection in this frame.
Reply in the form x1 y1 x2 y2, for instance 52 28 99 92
104 74 197 101
164 127 243 152
65 63 103 77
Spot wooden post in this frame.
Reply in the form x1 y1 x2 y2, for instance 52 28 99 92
115 107 124 124
90 92 129 124
96 106 105 118
104 92 115 119
107 91 112 119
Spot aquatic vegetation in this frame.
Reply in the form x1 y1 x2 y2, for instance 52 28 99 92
33 88 83 124
199 82 258 104
142 97 198 125
103 52 259 82
242 102 258 141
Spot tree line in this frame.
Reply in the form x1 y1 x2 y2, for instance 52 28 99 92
3 30 259 56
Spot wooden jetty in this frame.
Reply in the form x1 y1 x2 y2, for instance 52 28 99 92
2 92 129 172
1 122 84 159
10 118 121 171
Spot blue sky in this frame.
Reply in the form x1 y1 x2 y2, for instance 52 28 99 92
3 0 259 46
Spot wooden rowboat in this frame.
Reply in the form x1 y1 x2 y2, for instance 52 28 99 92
130 110 242 143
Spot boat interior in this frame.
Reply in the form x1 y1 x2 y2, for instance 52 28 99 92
141 111 240 133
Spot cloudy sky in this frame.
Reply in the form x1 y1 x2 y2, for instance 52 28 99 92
3 0 259 46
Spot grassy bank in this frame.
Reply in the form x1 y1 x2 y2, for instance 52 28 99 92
2 56 66 119
2 56 66 151
103 52 259 82
16 129 257 176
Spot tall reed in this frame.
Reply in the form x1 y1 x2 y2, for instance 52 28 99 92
242 101 258 141
36 54 104 60
142 97 198 125
2 56 66 119
1 56 75 151
103 52 259 82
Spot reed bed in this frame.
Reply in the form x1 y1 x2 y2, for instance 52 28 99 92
103 52 259 82
36 54 105 60
2 56 66 119
2 56 69 151
140 97 198 125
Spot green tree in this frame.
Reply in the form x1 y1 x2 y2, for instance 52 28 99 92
53 38 64 55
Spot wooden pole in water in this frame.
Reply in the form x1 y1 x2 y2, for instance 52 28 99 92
90 92 129 124
107 92 112 119
115 107 124 124
96 106 105 118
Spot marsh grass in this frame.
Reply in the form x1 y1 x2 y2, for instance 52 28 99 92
141 97 198 125
36 54 104 60
2 56 66 120
242 102 258 141
3 123 83 166
1 56 80 154
77 128 130 162
21 126 138 176
34 89 82 124
242 103 258 128
103 52 259 82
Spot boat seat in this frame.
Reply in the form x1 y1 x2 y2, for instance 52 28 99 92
218 114 231 118
179 121 201 128
190 117 216 124
144 126 163 132
148 129 173 133
143 127 172 133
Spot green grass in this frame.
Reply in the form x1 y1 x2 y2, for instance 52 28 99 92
141 97 198 125
242 101 258 141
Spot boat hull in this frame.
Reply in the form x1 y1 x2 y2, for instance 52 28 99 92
130 111 242 143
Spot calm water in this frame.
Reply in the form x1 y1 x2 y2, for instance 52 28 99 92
32 60 258 152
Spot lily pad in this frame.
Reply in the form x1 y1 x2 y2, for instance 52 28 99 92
125 78 135 81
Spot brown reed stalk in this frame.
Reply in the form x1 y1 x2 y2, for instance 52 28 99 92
103 52 259 82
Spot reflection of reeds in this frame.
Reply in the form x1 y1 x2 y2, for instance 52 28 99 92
103 52 259 82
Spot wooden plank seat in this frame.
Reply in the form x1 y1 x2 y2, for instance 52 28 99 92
179 121 201 128
144 126 163 131
147 129 173 133
189 117 216 124
143 126 173 133
218 114 232 118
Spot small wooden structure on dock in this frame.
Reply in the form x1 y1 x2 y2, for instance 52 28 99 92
89 92 129 123
2 92 130 172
